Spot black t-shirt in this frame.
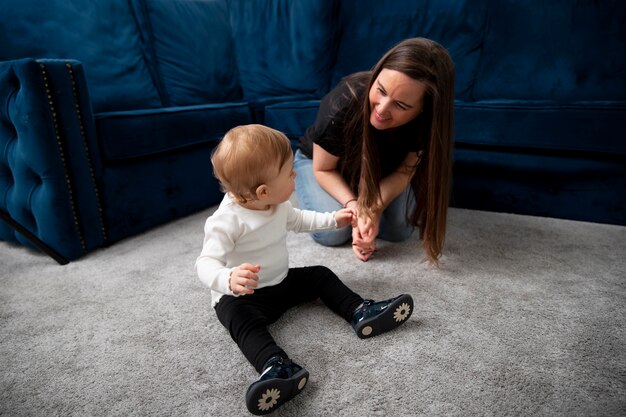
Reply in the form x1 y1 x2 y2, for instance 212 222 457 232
298 74 424 179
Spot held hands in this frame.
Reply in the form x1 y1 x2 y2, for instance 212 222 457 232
229 263 260 295
352 213 380 262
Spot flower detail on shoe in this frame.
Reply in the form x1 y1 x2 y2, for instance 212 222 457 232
246 357 308 415
351 294 413 339
393 302 411 322
258 388 280 412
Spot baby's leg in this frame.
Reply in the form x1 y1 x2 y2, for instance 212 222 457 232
288 266 414 339
287 265 364 322
215 286 310 415
214 295 286 373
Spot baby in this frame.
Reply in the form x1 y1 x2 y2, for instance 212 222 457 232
195 124 413 415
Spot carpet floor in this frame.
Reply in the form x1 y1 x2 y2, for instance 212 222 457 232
1 206 625 416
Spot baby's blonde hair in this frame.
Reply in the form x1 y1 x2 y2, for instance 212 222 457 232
211 124 292 203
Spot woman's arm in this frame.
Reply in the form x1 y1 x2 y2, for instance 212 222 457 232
312 144 357 208
377 151 420 211
353 151 420 261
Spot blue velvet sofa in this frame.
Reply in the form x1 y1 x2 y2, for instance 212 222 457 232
2 0 625 262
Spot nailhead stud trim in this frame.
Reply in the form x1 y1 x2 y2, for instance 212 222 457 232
65 61 108 242
39 62 86 252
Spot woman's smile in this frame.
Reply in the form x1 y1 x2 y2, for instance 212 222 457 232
368 68 425 130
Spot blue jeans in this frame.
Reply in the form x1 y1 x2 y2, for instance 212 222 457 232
294 149 415 246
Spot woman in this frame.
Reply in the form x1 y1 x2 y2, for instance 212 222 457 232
294 37 455 265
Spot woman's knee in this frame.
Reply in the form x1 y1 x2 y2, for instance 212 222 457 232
311 229 351 247
293 150 342 213
378 225 414 242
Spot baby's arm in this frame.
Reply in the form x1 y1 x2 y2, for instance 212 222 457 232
286 202 354 232
195 213 239 295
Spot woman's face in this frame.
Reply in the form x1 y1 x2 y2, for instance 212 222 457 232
368 68 426 130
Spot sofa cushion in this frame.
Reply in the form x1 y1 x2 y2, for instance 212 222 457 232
474 0 626 100
263 100 321 141
100 147 225 244
132 0 241 106
227 0 337 99
330 0 487 99
455 100 626 155
0 0 161 113
95 103 251 162
452 148 626 225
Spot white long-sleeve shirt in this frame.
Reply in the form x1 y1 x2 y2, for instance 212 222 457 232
195 194 339 306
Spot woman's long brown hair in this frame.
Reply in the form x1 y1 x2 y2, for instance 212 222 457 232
340 38 455 265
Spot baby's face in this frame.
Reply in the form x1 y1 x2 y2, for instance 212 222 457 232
264 153 296 205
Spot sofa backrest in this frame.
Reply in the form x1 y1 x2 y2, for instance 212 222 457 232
4 0 624 112
227 0 338 100
1 0 161 113
131 0 241 107
473 0 626 101
330 0 488 100
1 0 242 113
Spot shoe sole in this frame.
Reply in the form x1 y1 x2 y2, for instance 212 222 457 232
355 294 414 339
245 368 309 415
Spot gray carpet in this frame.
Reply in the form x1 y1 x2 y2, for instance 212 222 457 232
1 205 625 416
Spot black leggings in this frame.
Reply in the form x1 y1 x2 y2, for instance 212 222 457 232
214 265 363 373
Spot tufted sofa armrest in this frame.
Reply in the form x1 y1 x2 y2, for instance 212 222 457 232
0 58 107 261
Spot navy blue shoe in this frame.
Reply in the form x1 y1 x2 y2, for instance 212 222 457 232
245 356 309 415
351 294 413 339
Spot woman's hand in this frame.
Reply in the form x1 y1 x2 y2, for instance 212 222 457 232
229 263 260 295
352 213 380 261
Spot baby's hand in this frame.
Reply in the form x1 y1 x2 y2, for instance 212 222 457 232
335 208 357 229
229 263 260 295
